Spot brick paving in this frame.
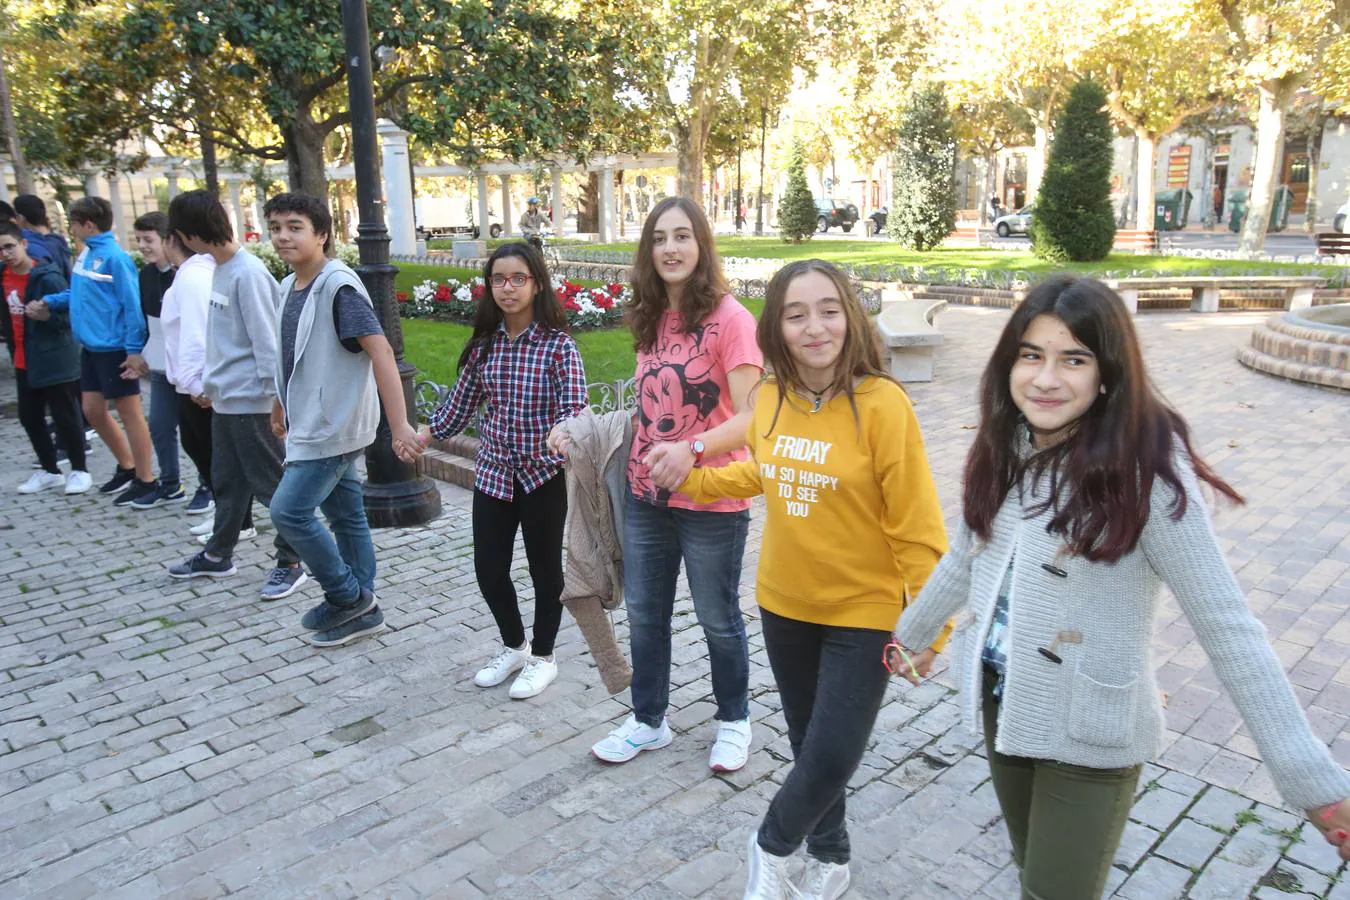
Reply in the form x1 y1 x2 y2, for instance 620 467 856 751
1 307 1349 899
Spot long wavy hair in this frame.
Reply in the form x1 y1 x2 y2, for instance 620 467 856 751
458 242 568 372
626 196 730 352
757 259 893 433
963 275 1242 562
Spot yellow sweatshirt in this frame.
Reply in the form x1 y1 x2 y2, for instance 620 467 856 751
680 376 950 640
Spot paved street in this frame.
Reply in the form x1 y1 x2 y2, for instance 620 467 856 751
2 307 1349 899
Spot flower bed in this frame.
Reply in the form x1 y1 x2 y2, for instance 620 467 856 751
397 276 629 330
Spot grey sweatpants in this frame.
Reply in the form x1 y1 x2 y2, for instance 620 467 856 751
206 412 300 567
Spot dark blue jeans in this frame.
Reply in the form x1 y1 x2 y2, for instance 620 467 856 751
624 495 750 727
269 453 374 606
149 371 180 488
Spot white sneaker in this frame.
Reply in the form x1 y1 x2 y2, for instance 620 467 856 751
508 656 558 699
18 471 66 494
710 718 753 772
473 644 530 687
798 857 850 900
591 714 673 763
745 829 801 899
189 519 214 536
198 526 256 545
64 471 93 495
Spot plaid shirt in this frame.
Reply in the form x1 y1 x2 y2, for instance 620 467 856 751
429 320 587 501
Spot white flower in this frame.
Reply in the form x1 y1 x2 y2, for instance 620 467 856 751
454 285 472 304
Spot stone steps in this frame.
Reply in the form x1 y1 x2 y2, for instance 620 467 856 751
1237 311 1350 391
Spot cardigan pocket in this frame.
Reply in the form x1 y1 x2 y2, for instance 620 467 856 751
1068 669 1138 748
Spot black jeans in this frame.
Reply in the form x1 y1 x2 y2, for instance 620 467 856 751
471 472 566 657
180 397 252 528
17 370 86 474
757 607 892 864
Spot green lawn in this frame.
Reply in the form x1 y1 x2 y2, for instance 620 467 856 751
579 237 1329 278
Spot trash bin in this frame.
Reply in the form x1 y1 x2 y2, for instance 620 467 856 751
1154 189 1193 231
1269 185 1294 233
1228 190 1248 233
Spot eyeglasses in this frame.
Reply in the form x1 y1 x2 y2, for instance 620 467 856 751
490 274 533 289
0 243 21 255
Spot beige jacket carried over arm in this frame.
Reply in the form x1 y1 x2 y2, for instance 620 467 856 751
561 409 634 694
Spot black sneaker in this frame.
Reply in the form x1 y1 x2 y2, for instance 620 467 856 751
114 479 160 507
300 588 377 631
186 485 214 515
168 551 237 579
130 482 187 510
98 467 136 494
309 606 387 647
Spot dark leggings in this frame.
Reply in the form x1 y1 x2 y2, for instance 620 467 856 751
17 370 86 474
471 472 567 657
982 668 1141 900
757 607 891 865
178 396 252 528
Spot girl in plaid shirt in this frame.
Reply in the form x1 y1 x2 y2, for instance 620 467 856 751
424 243 587 700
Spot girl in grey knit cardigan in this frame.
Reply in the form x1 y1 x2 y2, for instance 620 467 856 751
893 275 1350 899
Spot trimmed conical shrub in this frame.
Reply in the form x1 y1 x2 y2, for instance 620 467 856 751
1031 79 1116 262
779 140 818 244
890 83 958 252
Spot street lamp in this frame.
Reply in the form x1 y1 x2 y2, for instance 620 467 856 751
341 0 442 528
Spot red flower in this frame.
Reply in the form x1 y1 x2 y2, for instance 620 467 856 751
592 292 614 310
396 291 409 303
607 283 624 297
434 284 452 302
563 298 581 312
471 284 486 302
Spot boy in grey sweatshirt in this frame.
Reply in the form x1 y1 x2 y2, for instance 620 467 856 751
165 190 309 602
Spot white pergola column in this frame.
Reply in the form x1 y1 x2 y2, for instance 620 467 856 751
599 165 615 244
253 191 267 242
500 175 512 236
226 179 245 241
107 174 128 248
84 173 100 197
376 119 416 255
166 169 180 200
475 171 490 240
0 168 11 205
551 168 564 233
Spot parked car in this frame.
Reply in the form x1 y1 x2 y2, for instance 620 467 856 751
993 205 1034 237
868 206 888 235
1335 200 1348 233
815 198 860 233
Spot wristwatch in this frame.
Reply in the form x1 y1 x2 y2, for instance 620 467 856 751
689 439 706 466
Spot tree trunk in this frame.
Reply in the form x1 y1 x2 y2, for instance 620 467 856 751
1027 119 1049 202
282 115 330 203
200 129 220 197
984 153 997 224
1135 130 1157 233
675 123 704 201
1240 76 1301 254
1304 111 1326 233
577 171 599 233
1197 134 1217 229
0 45 33 195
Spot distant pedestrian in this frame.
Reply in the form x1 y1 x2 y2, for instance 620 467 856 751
894 275 1350 899
426 242 587 698
166 190 308 603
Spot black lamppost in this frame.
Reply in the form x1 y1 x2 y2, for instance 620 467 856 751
341 0 442 528
755 106 767 237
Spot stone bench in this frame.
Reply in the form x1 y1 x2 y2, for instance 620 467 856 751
876 291 946 382
1315 232 1350 257
1106 276 1327 314
451 239 486 259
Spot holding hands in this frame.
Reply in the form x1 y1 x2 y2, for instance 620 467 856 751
644 441 696 492
120 353 149 380
1310 801 1350 861
546 421 572 458
391 421 427 465
24 300 49 321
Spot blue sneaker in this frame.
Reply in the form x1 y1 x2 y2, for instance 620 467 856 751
300 588 377 630
186 485 214 515
308 606 387 647
130 482 187 510
168 551 236 579
260 566 309 601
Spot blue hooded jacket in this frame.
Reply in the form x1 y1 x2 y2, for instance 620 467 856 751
42 230 145 354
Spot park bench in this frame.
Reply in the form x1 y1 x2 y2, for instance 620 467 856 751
876 291 946 382
1315 232 1350 256
1113 229 1160 253
1105 276 1326 314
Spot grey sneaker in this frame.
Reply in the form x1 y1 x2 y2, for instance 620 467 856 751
300 588 377 631
168 552 237 579
309 606 387 647
260 566 309 601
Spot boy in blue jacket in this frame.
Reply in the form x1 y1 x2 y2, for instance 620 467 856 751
38 196 157 502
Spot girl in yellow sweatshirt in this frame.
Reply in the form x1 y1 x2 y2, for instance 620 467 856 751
661 259 949 900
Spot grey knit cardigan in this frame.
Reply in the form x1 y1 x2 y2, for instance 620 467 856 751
896 448 1350 812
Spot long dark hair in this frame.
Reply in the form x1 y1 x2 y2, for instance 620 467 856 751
457 242 568 372
963 275 1242 561
757 259 893 433
626 196 730 352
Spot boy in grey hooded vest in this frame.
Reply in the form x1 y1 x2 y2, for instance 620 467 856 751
262 194 422 647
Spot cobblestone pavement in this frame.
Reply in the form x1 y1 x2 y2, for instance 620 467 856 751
2 308 1349 899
